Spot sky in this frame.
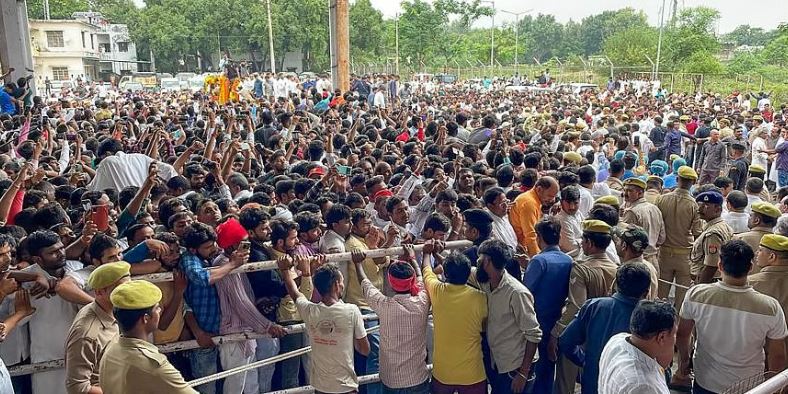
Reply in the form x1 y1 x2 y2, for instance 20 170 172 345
368 0 785 34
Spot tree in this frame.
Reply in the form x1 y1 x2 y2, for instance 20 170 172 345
602 26 658 66
727 52 765 75
579 8 649 55
723 25 774 46
27 0 89 19
350 0 385 63
662 6 721 69
517 14 564 63
763 35 788 66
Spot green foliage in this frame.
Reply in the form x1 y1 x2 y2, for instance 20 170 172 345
722 25 774 46
578 8 649 55
681 52 723 74
27 0 89 19
602 26 658 66
763 35 788 66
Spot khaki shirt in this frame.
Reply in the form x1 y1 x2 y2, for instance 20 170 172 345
65 302 119 394
99 337 196 394
655 188 704 252
750 265 788 319
733 226 774 274
552 252 617 337
622 198 666 257
644 189 661 204
606 177 624 192
690 217 734 276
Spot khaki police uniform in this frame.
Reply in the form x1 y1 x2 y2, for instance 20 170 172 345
552 252 617 394
689 217 734 278
655 189 703 306
65 302 119 394
644 189 661 204
733 226 773 274
606 176 623 192
750 266 788 319
621 197 665 274
99 337 197 394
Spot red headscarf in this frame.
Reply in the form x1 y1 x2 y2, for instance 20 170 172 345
387 262 419 296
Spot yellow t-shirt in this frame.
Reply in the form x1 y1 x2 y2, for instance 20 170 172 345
423 266 488 385
344 235 386 310
153 282 185 344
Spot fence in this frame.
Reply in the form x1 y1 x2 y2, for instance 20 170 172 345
6 240 471 377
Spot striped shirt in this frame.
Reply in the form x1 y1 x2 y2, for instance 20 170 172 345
361 278 430 389
680 281 788 393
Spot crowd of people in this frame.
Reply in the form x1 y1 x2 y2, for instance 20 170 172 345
0 64 787 394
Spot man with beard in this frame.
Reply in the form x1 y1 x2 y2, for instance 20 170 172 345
383 196 415 247
346 209 388 393
456 168 476 195
24 230 83 394
269 219 313 389
510 176 560 257
461 209 494 265
180 222 248 393
474 239 542 394
556 186 583 258
691 191 734 284
239 207 282 392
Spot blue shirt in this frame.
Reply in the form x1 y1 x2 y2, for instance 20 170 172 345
558 292 640 394
524 246 572 334
0 90 15 115
663 173 678 189
180 252 221 333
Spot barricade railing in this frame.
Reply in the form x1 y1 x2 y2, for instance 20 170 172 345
7 240 471 377
743 370 788 394
265 365 435 394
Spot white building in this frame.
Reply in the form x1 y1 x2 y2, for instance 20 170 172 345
29 12 139 84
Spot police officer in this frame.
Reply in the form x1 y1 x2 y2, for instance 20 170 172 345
691 191 734 284
551 220 618 394
99 281 197 394
733 201 780 274
621 177 665 279
728 142 749 191
748 164 772 202
749 234 788 319
655 166 703 308
65 262 131 394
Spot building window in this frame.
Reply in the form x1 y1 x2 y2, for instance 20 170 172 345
81 32 86 48
52 67 69 80
117 42 129 52
46 31 64 48
99 43 110 53
90 34 94 49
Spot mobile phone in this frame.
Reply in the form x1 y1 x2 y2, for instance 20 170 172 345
335 164 351 176
239 240 251 253
73 163 83 173
92 205 109 232
81 199 91 213
66 133 77 141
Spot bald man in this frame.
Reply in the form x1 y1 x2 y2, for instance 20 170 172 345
511 176 560 256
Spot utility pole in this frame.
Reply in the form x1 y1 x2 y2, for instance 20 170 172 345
655 0 666 78
480 1 495 68
500 9 532 74
395 13 400 76
671 0 678 23
43 0 50 19
266 0 276 73
329 0 350 91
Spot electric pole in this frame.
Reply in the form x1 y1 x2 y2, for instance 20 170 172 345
266 0 276 73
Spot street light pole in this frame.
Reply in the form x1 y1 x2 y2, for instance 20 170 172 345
266 0 276 73
655 0 666 79
395 13 400 76
500 9 532 74
479 1 495 68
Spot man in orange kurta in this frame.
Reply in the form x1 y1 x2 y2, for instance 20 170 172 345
510 176 560 257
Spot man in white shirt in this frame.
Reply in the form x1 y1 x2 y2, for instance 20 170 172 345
598 300 676 394
373 86 386 109
555 186 583 258
675 239 788 393
88 140 179 192
25 230 83 394
483 188 519 250
722 190 750 234
278 256 370 394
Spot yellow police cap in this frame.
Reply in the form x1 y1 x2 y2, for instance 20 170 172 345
582 219 611 234
595 195 620 208
760 234 788 252
621 114 630 120
574 123 586 130
679 115 690 121
648 175 664 185
87 262 131 291
110 280 163 310
677 166 698 180
623 177 647 190
749 164 766 174
753 115 764 121
563 151 582 164
752 201 781 219
670 154 681 162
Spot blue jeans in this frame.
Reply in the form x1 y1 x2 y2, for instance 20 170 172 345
361 309 381 394
277 332 305 389
491 369 536 394
253 337 279 393
779 170 788 188
382 379 430 394
189 347 219 394
531 326 555 394
693 382 718 394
